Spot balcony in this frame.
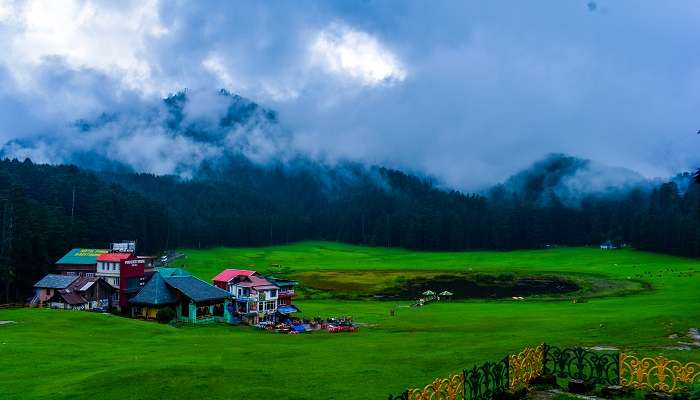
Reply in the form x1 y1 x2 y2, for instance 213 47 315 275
278 290 295 298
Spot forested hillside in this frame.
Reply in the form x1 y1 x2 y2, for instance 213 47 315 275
0 159 169 301
1 154 700 302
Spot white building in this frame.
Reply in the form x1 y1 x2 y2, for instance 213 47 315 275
95 252 135 291
212 269 279 324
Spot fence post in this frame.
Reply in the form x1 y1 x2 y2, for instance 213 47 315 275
505 354 510 391
542 343 549 374
462 368 467 400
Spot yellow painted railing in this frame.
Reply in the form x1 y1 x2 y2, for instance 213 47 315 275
508 344 544 389
407 374 464 400
619 354 700 393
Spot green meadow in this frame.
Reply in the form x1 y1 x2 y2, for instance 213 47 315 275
1 242 699 400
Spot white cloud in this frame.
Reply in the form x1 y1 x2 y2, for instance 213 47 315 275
309 23 407 86
1 0 168 94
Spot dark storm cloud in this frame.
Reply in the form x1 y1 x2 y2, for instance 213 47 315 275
0 0 699 190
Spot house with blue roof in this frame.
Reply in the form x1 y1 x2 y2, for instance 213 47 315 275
129 271 232 324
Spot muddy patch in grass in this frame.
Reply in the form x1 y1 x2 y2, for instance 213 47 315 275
293 269 649 300
382 273 580 300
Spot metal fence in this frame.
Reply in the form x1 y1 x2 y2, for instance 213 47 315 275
542 344 619 385
388 344 700 399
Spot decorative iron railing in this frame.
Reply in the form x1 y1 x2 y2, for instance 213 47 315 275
464 357 509 400
407 373 464 400
619 354 700 393
508 344 544 389
543 344 619 385
387 345 700 399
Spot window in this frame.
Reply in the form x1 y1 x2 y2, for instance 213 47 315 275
258 302 264 311
265 301 275 311
270 290 277 298
114 277 120 286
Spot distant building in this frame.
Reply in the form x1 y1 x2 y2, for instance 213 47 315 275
600 240 617 250
55 248 108 276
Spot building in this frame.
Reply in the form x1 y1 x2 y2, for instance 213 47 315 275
128 272 178 319
95 252 136 289
55 248 108 276
600 240 617 250
136 255 158 272
32 274 114 309
212 269 257 290
32 274 79 306
268 277 298 306
119 258 149 309
212 269 300 324
129 271 232 324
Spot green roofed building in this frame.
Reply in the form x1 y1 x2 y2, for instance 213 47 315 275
55 248 108 276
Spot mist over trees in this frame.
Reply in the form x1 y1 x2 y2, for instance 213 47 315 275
1 157 699 301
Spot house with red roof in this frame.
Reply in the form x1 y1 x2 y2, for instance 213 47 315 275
212 269 257 290
212 268 299 324
95 252 136 289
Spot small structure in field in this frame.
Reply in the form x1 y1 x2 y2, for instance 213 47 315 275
439 291 454 300
421 290 436 302
600 240 617 250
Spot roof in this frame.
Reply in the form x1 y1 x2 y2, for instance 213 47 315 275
129 272 178 306
165 275 232 302
212 269 256 283
68 276 95 291
277 305 301 314
55 290 87 305
55 248 108 265
157 267 191 277
97 252 133 262
267 277 299 287
237 275 278 290
34 274 78 289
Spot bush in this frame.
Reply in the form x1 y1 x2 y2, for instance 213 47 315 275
156 307 176 324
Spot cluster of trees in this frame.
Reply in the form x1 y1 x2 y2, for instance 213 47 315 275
1 157 700 302
0 159 169 302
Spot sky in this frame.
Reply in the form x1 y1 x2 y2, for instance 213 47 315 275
0 0 699 190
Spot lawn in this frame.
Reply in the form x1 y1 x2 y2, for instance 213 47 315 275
1 242 699 400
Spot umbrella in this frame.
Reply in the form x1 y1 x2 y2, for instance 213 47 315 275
422 290 435 296
439 291 453 296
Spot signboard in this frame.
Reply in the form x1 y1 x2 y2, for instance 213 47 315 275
111 241 136 253
75 249 107 257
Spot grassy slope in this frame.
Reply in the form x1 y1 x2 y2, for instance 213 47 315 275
1 242 699 400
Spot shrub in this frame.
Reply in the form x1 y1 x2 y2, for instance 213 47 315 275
156 307 176 324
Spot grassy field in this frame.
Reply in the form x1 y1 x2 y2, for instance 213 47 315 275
1 242 700 399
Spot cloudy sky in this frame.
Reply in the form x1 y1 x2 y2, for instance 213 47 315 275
0 0 699 189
